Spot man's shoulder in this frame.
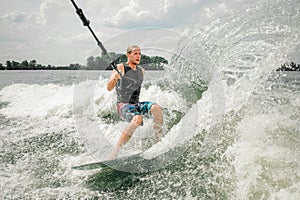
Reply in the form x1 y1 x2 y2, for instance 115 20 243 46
138 66 145 75
117 63 125 70
117 62 125 67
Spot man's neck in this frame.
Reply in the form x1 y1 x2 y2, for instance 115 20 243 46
127 62 137 70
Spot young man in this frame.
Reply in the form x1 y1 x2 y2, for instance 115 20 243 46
107 45 163 159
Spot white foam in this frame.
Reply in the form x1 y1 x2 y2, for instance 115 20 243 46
0 83 74 118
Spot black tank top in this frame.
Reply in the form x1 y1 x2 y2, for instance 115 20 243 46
116 63 143 104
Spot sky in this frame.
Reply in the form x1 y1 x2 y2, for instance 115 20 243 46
0 0 260 66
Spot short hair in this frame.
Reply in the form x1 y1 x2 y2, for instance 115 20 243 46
126 45 140 54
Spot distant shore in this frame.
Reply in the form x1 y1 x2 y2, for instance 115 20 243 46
1 60 299 71
0 53 168 71
0 64 165 71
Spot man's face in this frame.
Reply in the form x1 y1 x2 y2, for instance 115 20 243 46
127 48 141 65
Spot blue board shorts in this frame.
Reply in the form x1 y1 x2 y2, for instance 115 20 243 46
117 101 156 123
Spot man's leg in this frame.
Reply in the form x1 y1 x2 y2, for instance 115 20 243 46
150 104 163 143
108 115 143 159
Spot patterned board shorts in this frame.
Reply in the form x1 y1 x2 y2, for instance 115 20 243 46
117 101 156 123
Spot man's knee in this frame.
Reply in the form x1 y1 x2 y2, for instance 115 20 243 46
151 104 162 115
132 115 143 126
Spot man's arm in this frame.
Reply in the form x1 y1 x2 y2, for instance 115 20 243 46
107 64 124 91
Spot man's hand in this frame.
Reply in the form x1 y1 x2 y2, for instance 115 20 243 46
107 70 122 91
113 72 121 81
107 63 124 91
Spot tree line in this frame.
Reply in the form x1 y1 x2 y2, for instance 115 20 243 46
86 52 168 70
0 52 168 70
1 58 298 72
0 60 82 70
